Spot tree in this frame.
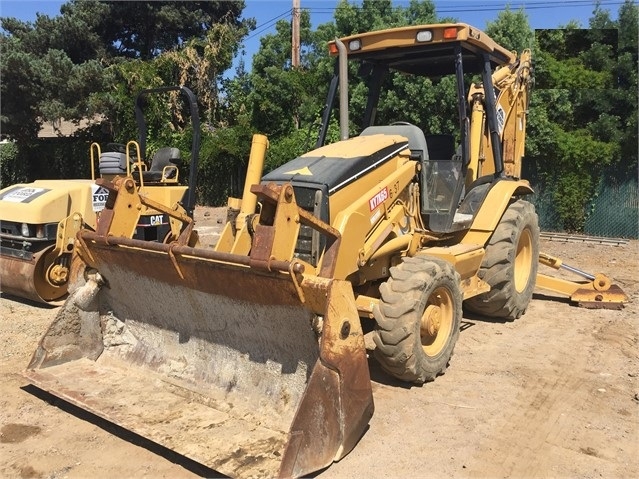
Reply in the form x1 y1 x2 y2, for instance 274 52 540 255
614 0 638 171
244 0 445 171
0 1 110 144
197 60 255 205
94 0 248 60
523 1 637 233
0 1 112 183
485 6 534 53
0 0 252 187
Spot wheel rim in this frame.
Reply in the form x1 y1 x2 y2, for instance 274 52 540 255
514 228 533 293
420 286 454 357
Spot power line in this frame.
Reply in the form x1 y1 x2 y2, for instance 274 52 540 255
298 0 627 15
245 9 292 41
434 1 627 14
243 0 628 43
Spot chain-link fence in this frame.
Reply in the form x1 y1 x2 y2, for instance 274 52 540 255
528 166 639 239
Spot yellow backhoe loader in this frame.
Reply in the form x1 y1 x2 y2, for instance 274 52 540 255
0 85 200 303
24 23 627 478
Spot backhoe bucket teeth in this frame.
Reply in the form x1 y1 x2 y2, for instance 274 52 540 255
25 233 373 479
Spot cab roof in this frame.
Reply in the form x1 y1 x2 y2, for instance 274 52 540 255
328 23 515 76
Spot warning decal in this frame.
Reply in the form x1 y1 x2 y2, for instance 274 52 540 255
0 187 50 203
369 187 388 211
91 185 110 212
284 166 313 176
496 105 506 135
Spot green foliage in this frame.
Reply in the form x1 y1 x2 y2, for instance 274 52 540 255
553 172 593 232
0 0 251 189
537 51 611 89
525 0 638 234
0 6 105 177
161 20 250 123
197 126 253 205
0 8 110 143
553 126 615 171
248 10 327 144
95 0 250 60
266 127 319 172
0 141 23 187
485 6 534 53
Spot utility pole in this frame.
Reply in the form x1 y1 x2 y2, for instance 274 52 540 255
292 0 300 68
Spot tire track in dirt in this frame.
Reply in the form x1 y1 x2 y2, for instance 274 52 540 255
468 369 587 478
464 304 637 479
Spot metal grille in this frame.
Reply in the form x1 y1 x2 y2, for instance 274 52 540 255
292 188 326 267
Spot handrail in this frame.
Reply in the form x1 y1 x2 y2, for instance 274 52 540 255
126 140 144 188
89 142 101 181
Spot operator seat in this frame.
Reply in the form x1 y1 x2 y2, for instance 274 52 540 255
137 147 181 183
360 123 429 161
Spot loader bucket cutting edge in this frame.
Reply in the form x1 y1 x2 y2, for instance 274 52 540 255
24 235 373 478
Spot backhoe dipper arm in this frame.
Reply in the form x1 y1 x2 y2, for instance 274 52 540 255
467 50 532 183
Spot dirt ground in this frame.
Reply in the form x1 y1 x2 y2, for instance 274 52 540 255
1 206 638 479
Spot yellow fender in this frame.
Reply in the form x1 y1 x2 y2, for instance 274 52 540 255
462 179 533 247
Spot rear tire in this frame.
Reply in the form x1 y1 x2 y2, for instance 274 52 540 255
373 257 462 384
464 199 539 320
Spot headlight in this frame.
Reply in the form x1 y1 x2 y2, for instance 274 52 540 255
348 39 361 51
416 30 433 42
21 223 30 237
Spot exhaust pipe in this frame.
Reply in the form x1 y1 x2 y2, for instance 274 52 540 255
335 38 349 141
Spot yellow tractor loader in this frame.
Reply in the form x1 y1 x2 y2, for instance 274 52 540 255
25 23 627 478
0 85 200 303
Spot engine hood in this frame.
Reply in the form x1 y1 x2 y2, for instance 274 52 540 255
0 179 101 225
263 134 409 195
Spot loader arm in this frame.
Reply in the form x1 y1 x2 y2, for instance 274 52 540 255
91 176 197 247
45 212 85 288
248 182 342 279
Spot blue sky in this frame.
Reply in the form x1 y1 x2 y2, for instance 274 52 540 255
0 0 630 70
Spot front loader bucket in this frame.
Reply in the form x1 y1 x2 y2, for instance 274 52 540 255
25 233 373 478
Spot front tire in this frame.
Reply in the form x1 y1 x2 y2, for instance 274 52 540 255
464 199 539 320
373 257 462 384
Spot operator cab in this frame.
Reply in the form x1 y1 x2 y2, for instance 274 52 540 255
320 23 518 233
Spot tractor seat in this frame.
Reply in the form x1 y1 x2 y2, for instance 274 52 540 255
360 123 429 161
134 147 181 183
